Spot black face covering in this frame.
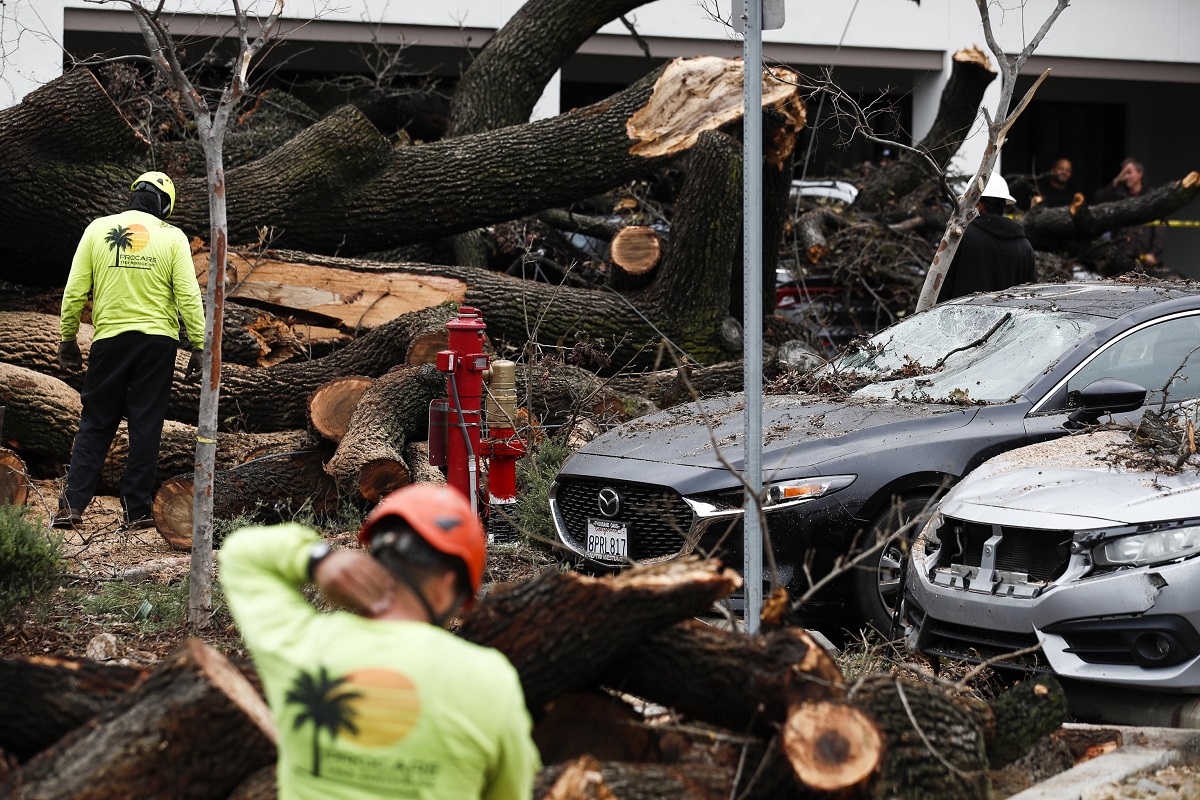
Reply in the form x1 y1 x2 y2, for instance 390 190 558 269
128 186 169 219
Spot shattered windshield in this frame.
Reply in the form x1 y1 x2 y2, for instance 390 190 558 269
823 304 1102 404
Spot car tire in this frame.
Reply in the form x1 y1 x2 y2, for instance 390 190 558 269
848 493 935 637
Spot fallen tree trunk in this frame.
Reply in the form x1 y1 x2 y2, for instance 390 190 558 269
985 674 1068 768
0 640 276 800
457 558 741 713
849 675 989 800
166 304 456 431
1023 171 1200 252
0 313 93 391
101 419 315 496
152 445 338 550
853 47 997 213
0 447 29 506
325 364 445 500
0 655 148 762
307 376 374 443
605 619 845 736
0 363 80 463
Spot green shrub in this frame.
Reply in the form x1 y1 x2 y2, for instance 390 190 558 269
0 505 64 615
513 436 574 548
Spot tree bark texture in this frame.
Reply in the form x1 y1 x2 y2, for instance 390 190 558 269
0 363 80 463
5 59 801 281
152 445 338 550
456 558 741 713
0 640 276 800
402 440 446 486
100 420 315 496
0 655 147 762
985 674 1068 768
643 131 741 343
219 301 304 367
325 364 445 500
165 304 456 431
849 675 989 800
853 47 997 213
446 0 654 136
605 619 844 736
225 766 277 800
0 313 93 391
0 447 30 506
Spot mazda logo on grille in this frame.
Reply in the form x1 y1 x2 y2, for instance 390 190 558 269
597 488 622 518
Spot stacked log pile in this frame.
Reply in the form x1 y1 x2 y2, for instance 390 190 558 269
0 559 1068 799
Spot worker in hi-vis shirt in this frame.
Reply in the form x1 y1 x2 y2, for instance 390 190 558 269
220 483 541 800
55 171 205 530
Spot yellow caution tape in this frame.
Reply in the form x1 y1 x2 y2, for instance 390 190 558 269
196 436 217 444
1148 220 1200 227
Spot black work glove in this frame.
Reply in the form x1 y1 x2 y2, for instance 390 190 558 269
58 339 83 372
184 350 204 381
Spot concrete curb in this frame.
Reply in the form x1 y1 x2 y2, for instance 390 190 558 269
1009 724 1200 800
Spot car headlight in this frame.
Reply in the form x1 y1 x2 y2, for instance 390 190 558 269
763 475 855 510
1094 524 1200 567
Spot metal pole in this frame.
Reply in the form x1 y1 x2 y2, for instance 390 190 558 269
742 0 764 635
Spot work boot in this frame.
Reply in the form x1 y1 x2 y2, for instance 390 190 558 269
51 508 83 529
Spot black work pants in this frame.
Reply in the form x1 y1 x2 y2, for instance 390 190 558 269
63 332 177 520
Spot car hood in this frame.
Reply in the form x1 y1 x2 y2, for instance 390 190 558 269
941 429 1200 528
564 392 979 477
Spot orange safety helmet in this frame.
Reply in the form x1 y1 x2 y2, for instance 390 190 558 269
358 483 486 598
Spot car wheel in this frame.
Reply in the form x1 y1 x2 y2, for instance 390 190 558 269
848 493 935 636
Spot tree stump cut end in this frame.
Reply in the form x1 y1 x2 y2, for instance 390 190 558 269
783 701 883 793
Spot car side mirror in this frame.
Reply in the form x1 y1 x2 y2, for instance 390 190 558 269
1066 378 1147 427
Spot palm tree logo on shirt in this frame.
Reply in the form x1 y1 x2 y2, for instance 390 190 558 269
285 666 361 777
104 224 151 268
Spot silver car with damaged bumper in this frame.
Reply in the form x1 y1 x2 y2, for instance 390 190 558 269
903 422 1200 690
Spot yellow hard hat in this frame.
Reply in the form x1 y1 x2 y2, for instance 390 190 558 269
131 171 176 218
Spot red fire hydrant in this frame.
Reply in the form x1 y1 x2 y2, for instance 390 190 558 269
430 307 526 544
433 307 488 511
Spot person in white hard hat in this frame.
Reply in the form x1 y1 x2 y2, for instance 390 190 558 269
938 172 1037 303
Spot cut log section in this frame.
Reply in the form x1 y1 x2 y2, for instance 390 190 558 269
0 363 80 463
608 226 662 290
986 674 1068 768
0 655 147 761
782 701 882 793
307 376 374 443
457 558 741 712
324 364 446 500
153 445 338 550
220 301 304 367
0 446 29 506
0 640 276 800
849 675 989 800
606 619 844 736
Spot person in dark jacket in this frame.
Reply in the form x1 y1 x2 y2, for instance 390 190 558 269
1093 157 1166 267
938 173 1037 303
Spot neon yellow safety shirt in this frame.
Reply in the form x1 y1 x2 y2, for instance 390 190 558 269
219 524 541 800
61 209 205 350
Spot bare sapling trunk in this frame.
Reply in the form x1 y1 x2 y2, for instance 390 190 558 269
913 0 1071 313
121 0 286 627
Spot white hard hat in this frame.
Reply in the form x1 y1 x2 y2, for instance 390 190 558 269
980 172 1016 205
